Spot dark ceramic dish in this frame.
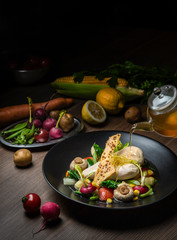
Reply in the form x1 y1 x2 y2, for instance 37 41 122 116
42 131 177 210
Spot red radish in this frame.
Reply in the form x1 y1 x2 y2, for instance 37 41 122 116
34 108 47 121
49 127 63 139
33 99 50 121
34 128 49 143
31 118 42 128
33 202 60 236
49 110 65 139
133 185 148 194
43 118 57 131
80 183 96 194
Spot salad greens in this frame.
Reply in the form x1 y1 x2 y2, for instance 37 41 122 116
114 140 129 152
91 143 104 164
87 158 94 167
68 170 80 180
100 180 121 189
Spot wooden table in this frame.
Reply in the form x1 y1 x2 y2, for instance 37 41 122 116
1 25 177 240
0 98 177 240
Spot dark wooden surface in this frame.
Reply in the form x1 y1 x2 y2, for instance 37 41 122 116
0 27 177 240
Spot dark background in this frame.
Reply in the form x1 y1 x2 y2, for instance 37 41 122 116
1 2 177 87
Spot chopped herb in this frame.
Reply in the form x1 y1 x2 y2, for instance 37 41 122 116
100 180 121 189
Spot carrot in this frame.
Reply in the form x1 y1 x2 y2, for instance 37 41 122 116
0 98 73 128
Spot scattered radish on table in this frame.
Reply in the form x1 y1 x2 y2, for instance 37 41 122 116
33 202 60 236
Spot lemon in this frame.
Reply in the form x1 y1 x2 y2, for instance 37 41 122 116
81 100 107 125
96 87 125 115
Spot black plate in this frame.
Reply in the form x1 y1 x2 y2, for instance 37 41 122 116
0 118 82 148
42 131 177 210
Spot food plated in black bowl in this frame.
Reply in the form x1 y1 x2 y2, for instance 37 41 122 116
42 131 177 212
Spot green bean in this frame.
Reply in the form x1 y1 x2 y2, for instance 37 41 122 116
28 137 34 144
26 124 35 140
139 184 154 198
2 122 27 135
5 129 24 140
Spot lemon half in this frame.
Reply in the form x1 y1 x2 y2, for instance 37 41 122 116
81 100 107 125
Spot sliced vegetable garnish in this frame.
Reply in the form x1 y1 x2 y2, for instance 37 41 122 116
74 164 83 181
93 143 103 159
68 170 80 180
86 158 94 167
114 140 129 152
63 177 76 185
90 195 99 201
91 143 103 163
139 184 154 198
126 179 140 185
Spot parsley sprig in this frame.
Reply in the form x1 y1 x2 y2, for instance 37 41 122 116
73 61 177 100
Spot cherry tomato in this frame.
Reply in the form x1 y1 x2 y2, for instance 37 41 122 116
84 157 93 161
22 193 41 213
98 187 114 201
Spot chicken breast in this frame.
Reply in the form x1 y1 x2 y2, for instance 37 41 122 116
115 146 144 165
83 145 143 181
115 163 139 180
83 162 139 180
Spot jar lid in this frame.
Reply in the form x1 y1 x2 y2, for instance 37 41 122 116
148 85 177 111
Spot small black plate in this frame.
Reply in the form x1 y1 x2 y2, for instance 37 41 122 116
42 131 177 210
0 118 82 148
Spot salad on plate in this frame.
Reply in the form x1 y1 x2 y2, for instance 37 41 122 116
63 133 157 204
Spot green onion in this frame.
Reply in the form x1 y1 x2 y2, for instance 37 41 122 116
140 184 154 198
126 179 140 185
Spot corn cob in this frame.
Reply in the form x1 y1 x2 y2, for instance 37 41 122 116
51 76 144 102
53 76 128 86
